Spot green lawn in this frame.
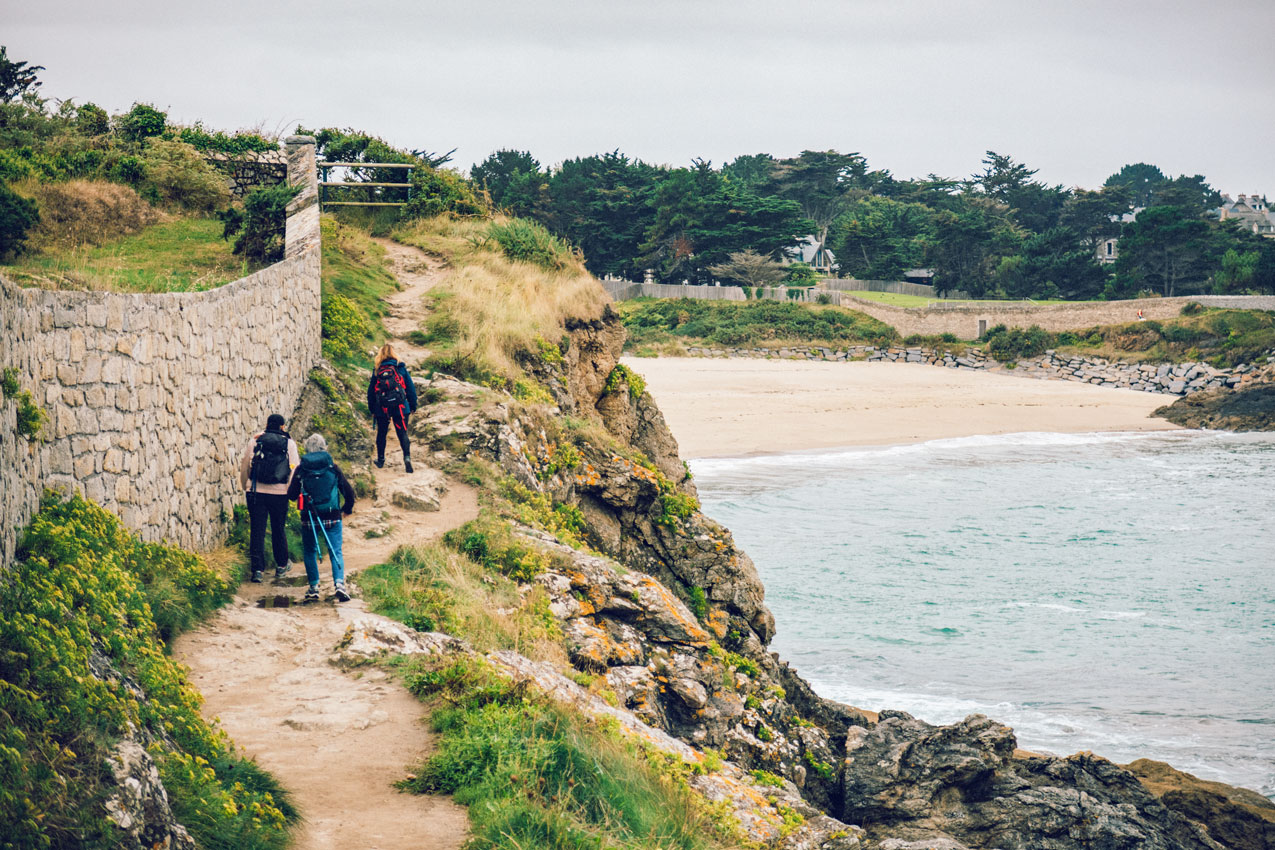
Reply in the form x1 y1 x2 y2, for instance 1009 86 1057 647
1 217 256 292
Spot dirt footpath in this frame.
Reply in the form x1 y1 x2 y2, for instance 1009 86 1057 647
175 239 475 850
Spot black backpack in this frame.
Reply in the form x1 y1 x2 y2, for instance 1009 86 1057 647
373 362 407 414
250 430 291 487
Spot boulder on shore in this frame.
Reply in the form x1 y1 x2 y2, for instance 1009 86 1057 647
1155 384 1275 431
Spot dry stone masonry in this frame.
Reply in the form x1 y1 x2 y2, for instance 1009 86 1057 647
682 344 1275 396
202 149 288 198
0 137 321 567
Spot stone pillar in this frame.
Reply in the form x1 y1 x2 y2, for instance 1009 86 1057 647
284 136 319 259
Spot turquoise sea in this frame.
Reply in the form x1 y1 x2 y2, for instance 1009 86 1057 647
691 430 1275 797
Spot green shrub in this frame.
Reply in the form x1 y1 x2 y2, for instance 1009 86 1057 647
140 138 230 212
321 291 371 361
1181 301 1205 316
749 769 785 788
76 102 109 136
0 180 38 256
219 181 299 263
402 166 487 219
0 494 292 849
657 489 700 528
688 586 709 622
604 363 646 400
482 218 572 271
784 261 820 286
1 367 46 437
982 324 1052 362
171 123 274 155
618 298 897 348
116 102 167 143
444 515 550 581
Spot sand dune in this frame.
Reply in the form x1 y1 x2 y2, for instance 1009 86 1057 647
623 357 1179 459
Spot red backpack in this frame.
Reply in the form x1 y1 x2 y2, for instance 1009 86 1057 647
373 362 407 414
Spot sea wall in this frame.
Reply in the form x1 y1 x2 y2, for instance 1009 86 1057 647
0 137 321 567
203 149 288 198
679 343 1275 395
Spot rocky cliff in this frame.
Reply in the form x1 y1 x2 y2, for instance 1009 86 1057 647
405 303 1268 850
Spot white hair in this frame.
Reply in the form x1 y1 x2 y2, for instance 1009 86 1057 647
304 433 328 453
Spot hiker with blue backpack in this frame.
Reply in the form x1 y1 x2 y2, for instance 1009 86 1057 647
238 413 300 584
286 433 357 602
367 343 417 473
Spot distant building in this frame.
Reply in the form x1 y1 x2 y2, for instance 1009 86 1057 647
1217 194 1275 237
785 236 836 274
1097 209 1141 264
902 268 934 284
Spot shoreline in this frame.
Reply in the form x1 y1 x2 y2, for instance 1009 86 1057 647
623 356 1179 459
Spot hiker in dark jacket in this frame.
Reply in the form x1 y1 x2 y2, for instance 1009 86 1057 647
238 413 300 584
286 433 356 602
367 343 418 473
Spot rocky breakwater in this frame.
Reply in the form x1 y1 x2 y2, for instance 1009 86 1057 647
682 344 1275 397
403 304 1271 849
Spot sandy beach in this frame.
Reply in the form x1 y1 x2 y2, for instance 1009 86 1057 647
623 356 1179 458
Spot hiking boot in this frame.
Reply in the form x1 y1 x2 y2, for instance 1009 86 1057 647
375 456 385 468
303 584 320 603
334 580 350 602
274 561 292 581
251 570 263 583
404 458 413 474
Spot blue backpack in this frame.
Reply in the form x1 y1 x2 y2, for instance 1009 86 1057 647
297 452 340 513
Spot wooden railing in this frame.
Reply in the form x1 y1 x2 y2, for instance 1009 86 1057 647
318 161 415 208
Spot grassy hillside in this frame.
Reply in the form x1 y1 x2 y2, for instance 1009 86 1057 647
392 215 609 383
1 215 253 292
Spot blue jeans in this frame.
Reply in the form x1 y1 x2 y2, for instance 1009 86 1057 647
301 514 345 586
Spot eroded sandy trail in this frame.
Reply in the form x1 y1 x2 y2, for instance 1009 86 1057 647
175 239 475 850
376 237 444 369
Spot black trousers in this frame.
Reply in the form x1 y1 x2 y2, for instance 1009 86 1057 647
375 406 411 460
247 491 290 573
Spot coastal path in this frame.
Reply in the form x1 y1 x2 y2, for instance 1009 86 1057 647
174 239 475 850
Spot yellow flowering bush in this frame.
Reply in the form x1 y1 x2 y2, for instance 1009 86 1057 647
0 493 295 849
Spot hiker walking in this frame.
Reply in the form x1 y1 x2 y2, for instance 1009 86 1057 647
287 433 356 602
238 413 299 584
367 343 417 473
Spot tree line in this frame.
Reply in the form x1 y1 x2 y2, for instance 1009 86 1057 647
472 148 1275 299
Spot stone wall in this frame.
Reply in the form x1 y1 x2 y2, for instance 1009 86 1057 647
835 294 1275 339
680 343 1275 395
203 150 288 198
0 137 320 567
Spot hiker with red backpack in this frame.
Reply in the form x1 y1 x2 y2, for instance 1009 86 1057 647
287 433 356 602
367 343 417 473
238 413 300 584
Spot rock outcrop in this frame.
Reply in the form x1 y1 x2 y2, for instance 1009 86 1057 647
841 712 1222 850
1155 383 1275 431
1125 759 1275 850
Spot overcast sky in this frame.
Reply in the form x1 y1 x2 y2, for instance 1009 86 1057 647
5 0 1273 193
